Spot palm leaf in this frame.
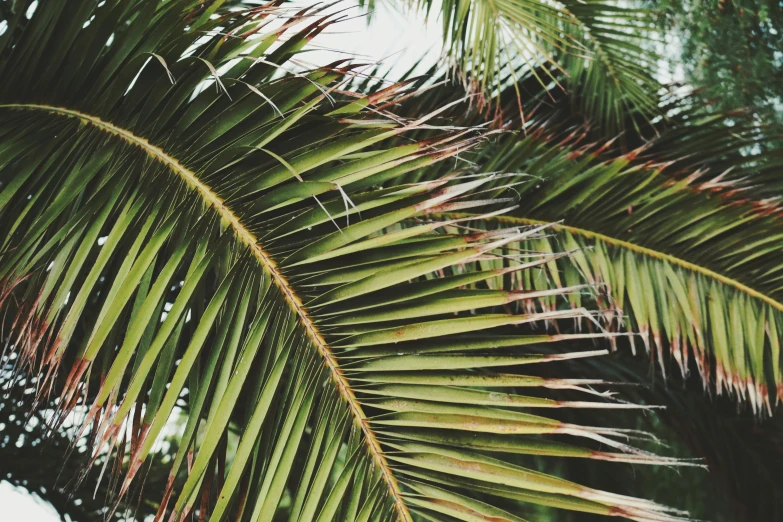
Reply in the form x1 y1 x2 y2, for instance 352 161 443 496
551 347 783 521
387 73 783 412
427 125 783 413
638 107 783 205
0 1 697 521
499 345 783 521
373 0 661 132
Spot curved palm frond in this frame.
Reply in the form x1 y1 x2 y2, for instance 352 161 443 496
0 1 695 522
428 126 783 414
387 72 783 412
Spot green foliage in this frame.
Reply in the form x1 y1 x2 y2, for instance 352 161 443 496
383 69 783 414
0 1 698 522
426 123 783 412
371 0 662 133
571 349 783 521
654 0 783 118
533 347 783 522
0 358 169 521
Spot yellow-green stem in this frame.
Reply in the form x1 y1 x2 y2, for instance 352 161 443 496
434 212 783 313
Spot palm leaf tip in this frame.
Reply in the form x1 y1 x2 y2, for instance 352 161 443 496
0 1 696 521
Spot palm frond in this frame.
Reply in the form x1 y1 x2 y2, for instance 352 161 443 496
500 345 783 521
428 125 783 413
0 1 694 521
380 0 661 132
385 74 783 412
0 358 168 521
637 107 783 206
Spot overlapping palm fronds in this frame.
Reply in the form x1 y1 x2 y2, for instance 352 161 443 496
357 64 783 414
637 106 783 207
572 350 783 522
425 119 783 413
514 346 783 522
0 1 698 521
0 357 168 521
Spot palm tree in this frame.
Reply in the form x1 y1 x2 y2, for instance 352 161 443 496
0 1 780 521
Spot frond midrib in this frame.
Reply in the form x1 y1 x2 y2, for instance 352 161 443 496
0 103 412 522
434 212 783 313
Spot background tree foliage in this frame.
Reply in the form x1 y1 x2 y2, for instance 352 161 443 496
653 0 783 119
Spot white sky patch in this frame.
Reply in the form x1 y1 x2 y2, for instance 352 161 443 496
0 482 60 522
289 0 442 80
191 0 443 99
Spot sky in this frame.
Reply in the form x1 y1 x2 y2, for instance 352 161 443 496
1 480 63 522
1 2 440 521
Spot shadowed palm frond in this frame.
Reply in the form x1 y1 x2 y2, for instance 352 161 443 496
425 123 783 414
511 346 783 521
0 1 697 522
378 72 783 413
637 108 783 206
0 360 170 521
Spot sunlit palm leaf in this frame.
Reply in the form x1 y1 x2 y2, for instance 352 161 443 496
0 1 693 521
